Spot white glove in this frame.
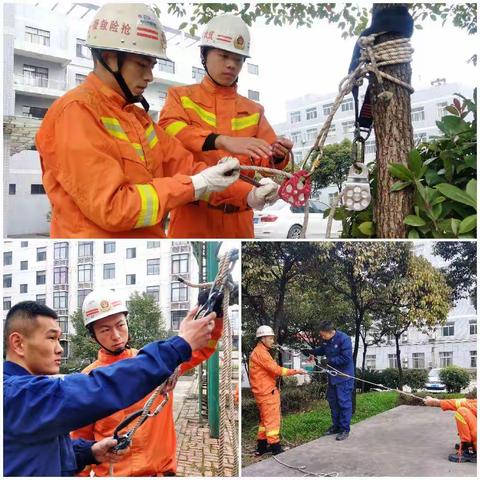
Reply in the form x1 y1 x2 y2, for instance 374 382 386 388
191 157 240 199
247 178 279 210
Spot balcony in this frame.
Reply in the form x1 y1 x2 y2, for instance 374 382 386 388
78 256 93 264
172 243 190 253
78 282 93 290
54 258 68 266
53 284 68 291
15 39 70 65
14 74 67 99
171 301 190 310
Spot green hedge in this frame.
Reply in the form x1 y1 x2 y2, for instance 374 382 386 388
440 366 471 393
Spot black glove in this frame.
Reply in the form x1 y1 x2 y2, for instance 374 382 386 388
198 289 224 318
319 358 328 368
301 349 315 357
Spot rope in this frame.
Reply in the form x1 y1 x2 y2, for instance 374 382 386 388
272 455 339 477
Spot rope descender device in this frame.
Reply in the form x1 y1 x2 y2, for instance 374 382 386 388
277 169 311 207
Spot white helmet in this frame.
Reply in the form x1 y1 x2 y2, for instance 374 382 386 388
82 289 128 328
256 325 275 338
200 14 251 57
86 3 169 60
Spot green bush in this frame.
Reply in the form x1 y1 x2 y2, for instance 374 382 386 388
282 376 298 387
379 368 400 389
403 369 429 391
439 365 471 393
356 368 384 392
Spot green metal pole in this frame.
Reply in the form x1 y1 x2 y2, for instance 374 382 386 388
206 242 220 438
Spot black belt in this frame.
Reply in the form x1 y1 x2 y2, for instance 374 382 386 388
191 201 251 214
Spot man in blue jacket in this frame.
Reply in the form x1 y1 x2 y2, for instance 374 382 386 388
306 321 355 441
3 300 215 476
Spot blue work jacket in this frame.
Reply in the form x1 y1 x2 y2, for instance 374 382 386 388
313 330 354 385
4 337 190 476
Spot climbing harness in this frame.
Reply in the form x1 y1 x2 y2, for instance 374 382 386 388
108 249 238 476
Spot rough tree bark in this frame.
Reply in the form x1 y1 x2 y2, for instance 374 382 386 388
372 3 414 238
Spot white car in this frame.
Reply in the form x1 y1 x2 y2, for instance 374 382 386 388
424 368 447 392
253 199 342 239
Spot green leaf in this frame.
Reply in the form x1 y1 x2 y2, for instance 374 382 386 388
178 22 188 30
408 228 420 239
430 196 446 206
459 214 477 234
466 179 477 199
440 115 470 135
435 183 477 209
389 163 414 181
451 218 461 236
358 221 374 236
404 215 427 227
407 149 423 177
424 168 444 186
391 181 411 192
431 203 443 220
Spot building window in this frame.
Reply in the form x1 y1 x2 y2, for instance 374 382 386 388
21 241 28 247
147 241 161 248
75 73 87 86
192 66 205 82
342 120 355 134
469 320 477 335
54 266 68 284
20 284 28 293
388 354 397 368
247 63 259 75
36 294 46 305
3 251 12 266
171 282 188 302
412 352 425 369
159 91 167 102
291 131 302 145
365 139 376 155
172 253 189 274
146 286 160 302
60 340 69 359
327 123 336 136
53 291 68 309
103 263 115 280
9 184 16 195
147 258 160 275
439 351 453 367
78 264 93 283
25 26 50 46
442 322 454 337
158 58 175 74
323 103 334 116
104 241 116 254
57 316 68 334
126 248 136 259
328 192 339 206
414 132 427 144
78 241 93 258
37 247 47 261
23 64 48 88
366 354 376 369
3 274 12 288
77 289 92 309
126 274 136 285
20 260 28 270
306 128 317 143
22 105 48 119
31 184 46 194
471 351 477 368
171 310 188 330
293 151 303 163
437 101 448 118
290 111 301 123
76 38 90 58
248 90 260 101
36 271 46 285
3 297 12 310
411 106 425 122
341 98 354 112
54 242 68 260
306 107 317 120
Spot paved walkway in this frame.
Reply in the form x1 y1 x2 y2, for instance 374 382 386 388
242 405 477 477
175 375 237 476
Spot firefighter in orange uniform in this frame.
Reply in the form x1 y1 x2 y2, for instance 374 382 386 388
424 396 477 463
36 3 240 238
71 288 223 476
159 15 294 238
248 325 305 456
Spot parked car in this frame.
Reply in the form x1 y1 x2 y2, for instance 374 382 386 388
424 368 447 391
253 199 342 239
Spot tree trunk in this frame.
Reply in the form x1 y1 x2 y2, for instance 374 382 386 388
371 3 414 238
395 334 403 389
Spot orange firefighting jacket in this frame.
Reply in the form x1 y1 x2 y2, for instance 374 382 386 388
248 342 298 397
158 76 289 238
36 73 231 238
71 318 223 477
440 398 477 416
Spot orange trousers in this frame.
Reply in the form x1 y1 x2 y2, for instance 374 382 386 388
255 389 281 444
455 406 477 450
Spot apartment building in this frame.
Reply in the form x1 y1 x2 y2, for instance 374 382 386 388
3 1 262 235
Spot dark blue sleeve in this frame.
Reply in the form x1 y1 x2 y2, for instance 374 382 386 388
4 336 191 441
328 335 352 368
72 438 98 473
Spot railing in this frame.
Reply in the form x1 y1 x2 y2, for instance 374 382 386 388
14 74 67 91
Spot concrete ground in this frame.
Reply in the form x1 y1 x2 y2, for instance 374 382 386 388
242 405 477 477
